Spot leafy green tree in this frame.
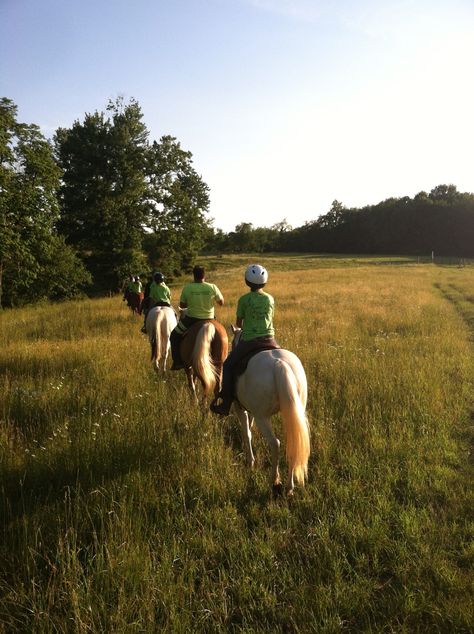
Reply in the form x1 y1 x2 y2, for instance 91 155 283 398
317 200 346 229
56 102 211 285
429 184 459 203
55 98 149 290
144 135 211 275
0 98 90 307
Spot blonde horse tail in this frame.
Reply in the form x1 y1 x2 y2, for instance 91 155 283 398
149 309 163 365
275 359 310 486
192 322 217 395
159 309 172 362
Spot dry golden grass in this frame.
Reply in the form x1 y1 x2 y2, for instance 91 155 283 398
1 256 473 632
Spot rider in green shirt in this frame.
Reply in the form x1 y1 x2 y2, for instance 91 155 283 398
150 276 171 305
141 272 172 333
170 265 224 370
130 276 142 294
210 264 278 416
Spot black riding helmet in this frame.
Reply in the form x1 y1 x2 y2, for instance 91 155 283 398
153 271 164 283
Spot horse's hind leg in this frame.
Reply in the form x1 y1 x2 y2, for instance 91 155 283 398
160 337 169 372
234 404 255 469
213 363 223 398
185 368 198 402
286 470 296 497
162 342 170 372
254 416 281 492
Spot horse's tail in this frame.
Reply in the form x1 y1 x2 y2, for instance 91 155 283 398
192 322 218 395
275 359 310 486
149 311 160 363
148 309 163 363
159 308 175 362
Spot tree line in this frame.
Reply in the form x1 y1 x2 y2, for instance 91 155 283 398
2 94 473 308
1 96 211 307
204 185 474 257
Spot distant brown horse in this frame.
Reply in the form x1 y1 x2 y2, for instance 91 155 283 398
128 292 143 315
179 320 228 400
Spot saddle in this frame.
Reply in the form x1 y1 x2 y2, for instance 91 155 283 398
182 319 218 339
234 340 281 377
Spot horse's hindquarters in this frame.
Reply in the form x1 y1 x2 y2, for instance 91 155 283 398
236 350 306 416
181 320 228 397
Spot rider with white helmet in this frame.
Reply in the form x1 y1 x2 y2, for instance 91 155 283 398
210 264 279 416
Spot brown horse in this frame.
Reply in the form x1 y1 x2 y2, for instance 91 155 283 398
179 320 228 400
128 292 143 315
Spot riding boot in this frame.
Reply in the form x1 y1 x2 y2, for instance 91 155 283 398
210 396 233 416
140 310 148 334
210 365 233 416
170 330 184 370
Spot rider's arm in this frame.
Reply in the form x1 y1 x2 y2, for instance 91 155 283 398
217 298 224 306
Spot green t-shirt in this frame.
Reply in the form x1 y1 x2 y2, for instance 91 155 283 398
149 281 171 304
237 291 275 341
180 282 223 319
130 281 142 293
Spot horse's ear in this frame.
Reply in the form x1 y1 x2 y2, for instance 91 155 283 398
231 324 236 333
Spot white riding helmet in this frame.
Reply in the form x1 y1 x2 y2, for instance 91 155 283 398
245 264 268 285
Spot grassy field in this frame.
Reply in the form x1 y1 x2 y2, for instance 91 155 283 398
1 255 473 633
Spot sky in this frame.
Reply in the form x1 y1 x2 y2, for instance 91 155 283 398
1 0 474 232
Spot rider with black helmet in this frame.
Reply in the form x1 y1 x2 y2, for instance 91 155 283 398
140 271 172 333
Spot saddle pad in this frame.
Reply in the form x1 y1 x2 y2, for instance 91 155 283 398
235 343 281 377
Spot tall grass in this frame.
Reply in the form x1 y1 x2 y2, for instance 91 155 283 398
1 257 473 632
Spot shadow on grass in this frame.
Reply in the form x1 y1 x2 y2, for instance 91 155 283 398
1 434 157 530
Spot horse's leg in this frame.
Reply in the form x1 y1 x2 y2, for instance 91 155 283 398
233 404 255 469
185 368 198 401
159 334 167 373
254 416 282 495
214 362 223 397
162 341 170 372
286 470 295 497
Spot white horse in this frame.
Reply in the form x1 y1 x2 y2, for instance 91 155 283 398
231 327 310 496
146 306 177 372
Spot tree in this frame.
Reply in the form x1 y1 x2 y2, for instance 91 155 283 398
0 98 90 307
56 101 212 285
317 200 346 229
56 98 150 290
429 184 459 203
144 135 211 274
271 218 292 234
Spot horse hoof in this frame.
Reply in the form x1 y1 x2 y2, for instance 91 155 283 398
272 483 284 499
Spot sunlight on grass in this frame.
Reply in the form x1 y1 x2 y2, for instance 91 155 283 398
1 257 473 631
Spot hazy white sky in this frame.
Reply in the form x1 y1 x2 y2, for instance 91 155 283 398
1 0 473 231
